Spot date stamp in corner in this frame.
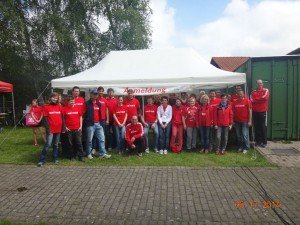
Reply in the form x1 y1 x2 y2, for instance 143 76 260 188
234 199 281 209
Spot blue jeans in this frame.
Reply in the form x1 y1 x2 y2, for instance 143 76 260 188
39 133 60 163
86 123 107 156
143 122 158 149
199 126 210 149
235 122 250 150
107 121 117 149
158 123 171 150
92 120 107 150
114 125 125 152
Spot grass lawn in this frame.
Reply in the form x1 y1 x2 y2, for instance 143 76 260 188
0 127 274 167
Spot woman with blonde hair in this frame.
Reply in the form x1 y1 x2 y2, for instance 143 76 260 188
30 99 46 146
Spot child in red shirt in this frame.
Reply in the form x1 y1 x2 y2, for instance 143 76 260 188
30 99 46 146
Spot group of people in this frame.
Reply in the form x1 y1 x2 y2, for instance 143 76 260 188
29 79 269 166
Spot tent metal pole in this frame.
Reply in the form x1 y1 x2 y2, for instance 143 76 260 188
12 91 16 126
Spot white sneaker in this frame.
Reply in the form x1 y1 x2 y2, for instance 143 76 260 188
100 154 111 159
238 148 243 152
154 148 159 153
243 150 248 154
87 154 93 159
138 153 143 157
145 148 150 153
91 149 96 155
163 150 168 155
159 150 164 155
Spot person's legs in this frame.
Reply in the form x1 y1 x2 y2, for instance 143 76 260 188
209 127 217 151
216 127 222 152
253 112 262 145
204 127 210 149
241 122 250 150
143 124 149 149
52 133 60 162
66 131 74 159
153 123 159 150
94 123 107 156
158 123 164 150
38 126 46 143
134 138 144 154
186 127 193 150
85 125 95 156
165 123 171 150
177 124 183 152
260 112 267 145
120 126 126 151
192 127 197 149
114 125 121 151
74 130 84 159
220 126 229 151
170 124 178 152
32 127 38 145
39 132 53 163
235 122 242 150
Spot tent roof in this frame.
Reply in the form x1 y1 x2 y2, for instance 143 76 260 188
51 48 246 93
0 81 13 93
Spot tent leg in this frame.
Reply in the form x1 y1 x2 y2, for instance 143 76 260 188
12 92 16 126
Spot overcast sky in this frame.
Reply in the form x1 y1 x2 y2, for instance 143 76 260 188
150 0 300 60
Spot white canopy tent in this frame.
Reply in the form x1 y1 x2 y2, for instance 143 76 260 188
51 48 246 95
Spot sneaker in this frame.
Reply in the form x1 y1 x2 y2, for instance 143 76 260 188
87 154 93 159
100 154 111 159
238 147 243 152
154 148 159 153
138 153 143 157
145 148 150 153
221 150 226 155
243 150 248 154
37 162 43 167
91 149 96 155
54 160 59 164
163 150 168 155
159 150 164 155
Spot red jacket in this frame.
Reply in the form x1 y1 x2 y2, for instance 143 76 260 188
198 104 213 127
250 88 269 112
125 122 144 145
172 105 185 125
214 104 233 126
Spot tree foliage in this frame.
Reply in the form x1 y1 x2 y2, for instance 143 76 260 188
0 0 152 109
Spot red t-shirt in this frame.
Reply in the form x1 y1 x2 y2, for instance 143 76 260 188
172 105 185 125
124 98 140 121
62 105 82 130
30 105 43 121
184 105 199 127
143 104 157 123
74 96 86 113
106 97 118 122
232 98 252 122
209 98 222 108
113 105 128 125
97 96 107 120
43 104 63 133
251 88 269 112
93 102 100 123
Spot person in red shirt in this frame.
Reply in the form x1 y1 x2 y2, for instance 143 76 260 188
123 89 140 123
232 90 252 154
140 96 158 153
230 85 243 103
71 86 86 114
208 90 222 151
97 86 109 130
62 96 84 161
170 98 186 153
198 95 213 153
30 99 46 146
37 92 63 166
125 115 144 157
180 92 188 106
213 94 233 155
250 79 269 148
184 97 198 150
113 96 128 153
106 88 118 150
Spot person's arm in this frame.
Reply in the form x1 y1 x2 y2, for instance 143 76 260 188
182 115 186 130
248 108 252 126
79 116 83 130
133 123 144 139
122 113 128 126
157 107 162 125
113 113 121 126
229 107 233 129
106 108 109 124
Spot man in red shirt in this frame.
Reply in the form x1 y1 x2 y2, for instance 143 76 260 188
123 89 140 123
230 85 243 103
71 86 86 114
140 96 158 153
209 90 222 151
62 96 84 161
213 94 233 155
97 86 109 148
170 98 186 153
250 79 269 148
37 92 63 166
184 97 198 150
106 88 118 150
125 115 144 157
232 90 252 154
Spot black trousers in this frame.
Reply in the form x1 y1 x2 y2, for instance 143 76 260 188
66 130 84 158
253 112 267 145
128 137 144 154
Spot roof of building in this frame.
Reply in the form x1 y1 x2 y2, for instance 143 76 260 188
287 48 300 55
210 57 250 72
